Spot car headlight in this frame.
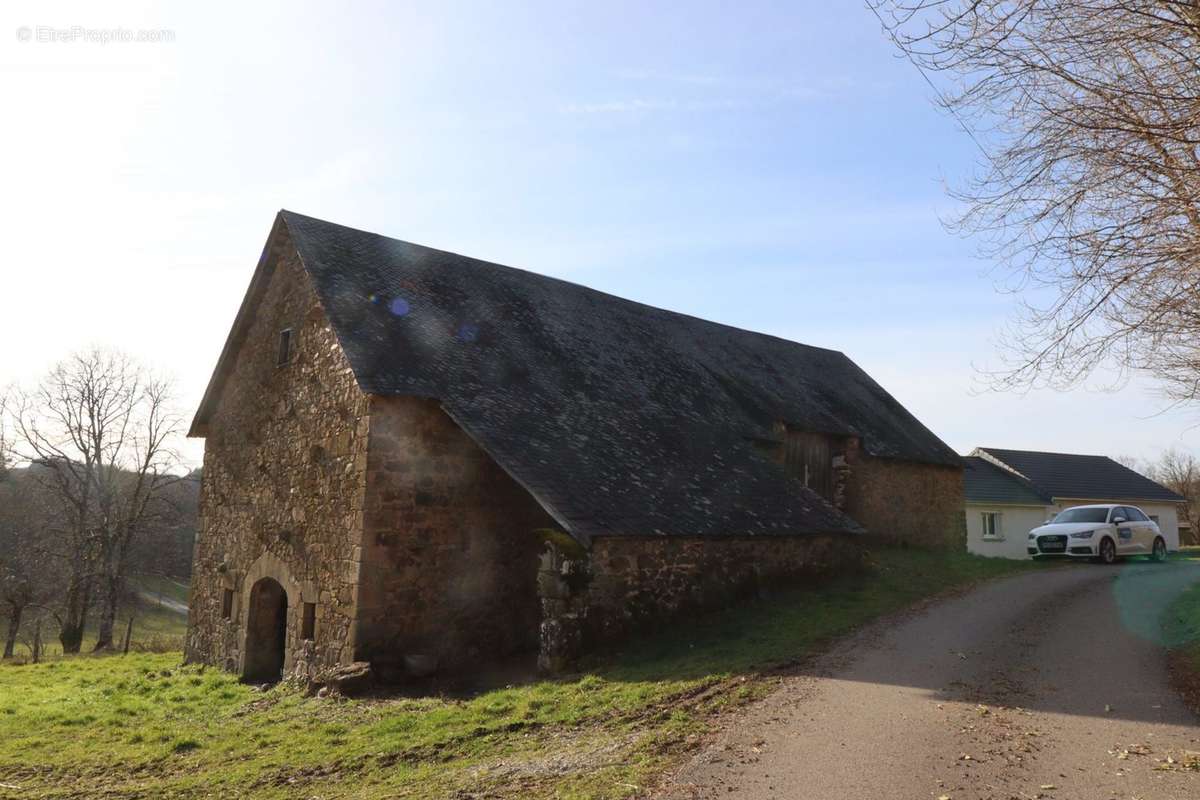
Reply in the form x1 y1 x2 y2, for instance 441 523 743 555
1028 532 1036 539
1069 530 1095 539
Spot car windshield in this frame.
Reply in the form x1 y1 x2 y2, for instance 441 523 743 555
1051 508 1110 524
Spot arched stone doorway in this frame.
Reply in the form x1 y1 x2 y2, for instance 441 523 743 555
243 577 288 683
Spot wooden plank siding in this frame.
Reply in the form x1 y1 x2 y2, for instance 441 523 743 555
783 430 835 503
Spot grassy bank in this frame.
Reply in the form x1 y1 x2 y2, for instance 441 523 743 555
1164 579 1200 716
0 548 1035 799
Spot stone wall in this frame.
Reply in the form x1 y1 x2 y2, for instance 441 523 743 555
842 445 965 548
538 533 863 670
355 396 555 673
185 233 370 679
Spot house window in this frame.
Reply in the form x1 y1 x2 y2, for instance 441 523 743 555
981 512 1002 540
277 328 293 366
221 588 234 620
301 602 316 640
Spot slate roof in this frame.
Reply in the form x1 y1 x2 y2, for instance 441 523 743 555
962 456 1050 506
192 211 962 544
973 448 1185 504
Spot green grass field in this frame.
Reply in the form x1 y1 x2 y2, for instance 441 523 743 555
0 549 1036 799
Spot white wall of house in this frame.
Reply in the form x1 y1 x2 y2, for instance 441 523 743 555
966 499 1182 560
965 503 1050 559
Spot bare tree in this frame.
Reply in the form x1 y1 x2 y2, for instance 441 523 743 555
0 393 29 657
1145 448 1199 545
0 537 37 660
0 445 56 658
11 349 183 652
1112 454 1147 473
870 1 1200 397
0 391 10 481
0 438 31 658
128 469 200 582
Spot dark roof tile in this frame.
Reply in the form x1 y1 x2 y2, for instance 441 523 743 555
974 448 1184 504
962 456 1049 505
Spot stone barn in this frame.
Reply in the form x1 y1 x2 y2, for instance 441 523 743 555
185 211 964 681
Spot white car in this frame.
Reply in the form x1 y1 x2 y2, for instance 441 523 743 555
1027 504 1168 564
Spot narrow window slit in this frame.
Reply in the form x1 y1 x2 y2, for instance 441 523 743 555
301 602 316 640
277 328 293 366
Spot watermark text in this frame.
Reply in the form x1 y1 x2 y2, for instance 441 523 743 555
16 26 176 45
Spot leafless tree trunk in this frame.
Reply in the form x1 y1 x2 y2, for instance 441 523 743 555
0 392 9 482
0 411 53 658
869 1 1200 398
2 604 21 659
9 349 182 653
1 572 33 660
58 578 92 654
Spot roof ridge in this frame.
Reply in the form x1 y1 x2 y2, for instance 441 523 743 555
278 209 851 359
979 446 1110 459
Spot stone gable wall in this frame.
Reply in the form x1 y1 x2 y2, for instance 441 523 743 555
185 236 369 679
356 396 555 673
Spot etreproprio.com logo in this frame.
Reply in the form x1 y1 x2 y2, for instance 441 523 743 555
16 25 176 44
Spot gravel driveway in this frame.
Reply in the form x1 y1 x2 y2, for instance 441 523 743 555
660 561 1200 800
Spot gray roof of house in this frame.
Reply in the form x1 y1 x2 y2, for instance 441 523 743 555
962 456 1050 506
192 211 962 544
973 448 1185 504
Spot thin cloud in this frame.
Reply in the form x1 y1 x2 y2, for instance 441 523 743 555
614 67 827 98
559 97 750 115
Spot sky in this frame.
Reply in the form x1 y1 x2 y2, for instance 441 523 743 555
2 0 1197 469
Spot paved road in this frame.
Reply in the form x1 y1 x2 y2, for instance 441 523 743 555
661 562 1200 800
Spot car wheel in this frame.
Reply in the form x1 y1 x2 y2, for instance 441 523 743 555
1098 537 1117 565
1152 536 1167 562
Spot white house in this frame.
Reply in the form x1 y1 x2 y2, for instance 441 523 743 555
964 447 1186 560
